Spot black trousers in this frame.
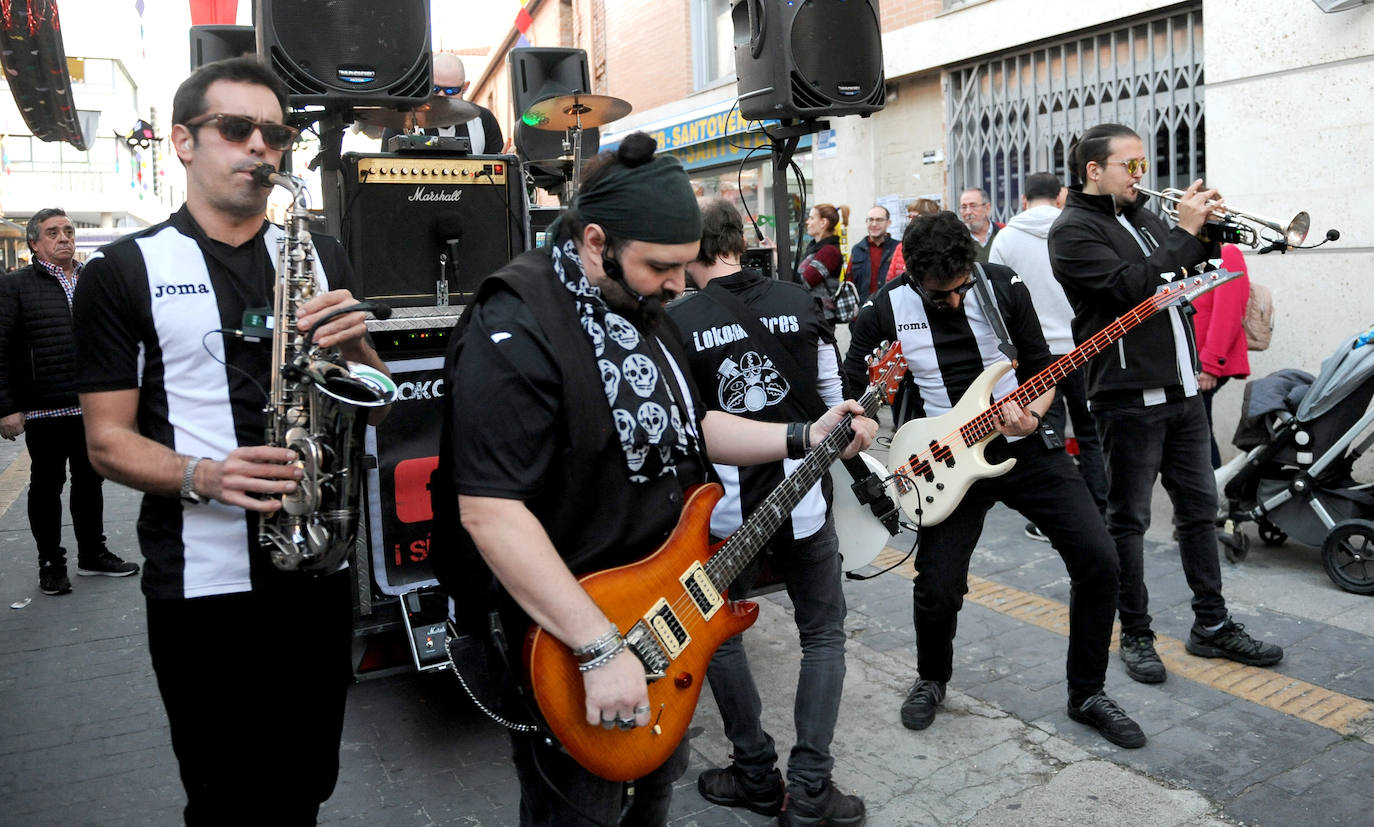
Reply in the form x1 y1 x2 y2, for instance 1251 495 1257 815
1094 397 1228 635
911 436 1119 703
146 571 352 825
24 415 106 565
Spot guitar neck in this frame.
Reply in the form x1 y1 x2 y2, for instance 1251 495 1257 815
960 286 1179 445
705 386 881 591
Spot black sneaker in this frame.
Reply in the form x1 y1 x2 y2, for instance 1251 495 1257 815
697 764 783 816
76 550 140 578
39 563 72 596
1186 617 1283 666
900 679 945 731
1119 631 1166 683
1024 522 1050 543
779 779 866 827
1067 692 1146 749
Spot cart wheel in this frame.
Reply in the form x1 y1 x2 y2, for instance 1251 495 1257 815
1220 529 1249 563
1321 520 1374 595
1256 519 1287 547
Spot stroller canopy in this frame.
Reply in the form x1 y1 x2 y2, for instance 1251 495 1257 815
1297 331 1374 421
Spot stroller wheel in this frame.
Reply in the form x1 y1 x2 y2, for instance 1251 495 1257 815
1257 519 1288 547
1321 519 1374 596
1219 526 1249 563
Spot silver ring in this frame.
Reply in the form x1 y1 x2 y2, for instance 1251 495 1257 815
617 718 635 731
634 704 651 715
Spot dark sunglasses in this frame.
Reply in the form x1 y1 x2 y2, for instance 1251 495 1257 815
914 277 975 303
185 113 299 151
433 85 464 96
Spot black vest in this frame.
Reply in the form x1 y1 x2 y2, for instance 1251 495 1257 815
430 249 707 632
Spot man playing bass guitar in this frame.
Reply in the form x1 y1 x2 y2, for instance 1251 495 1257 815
841 211 1144 749
432 133 875 826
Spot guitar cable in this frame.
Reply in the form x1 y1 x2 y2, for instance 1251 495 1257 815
844 467 922 582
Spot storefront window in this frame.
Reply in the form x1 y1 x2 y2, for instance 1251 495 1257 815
685 150 813 272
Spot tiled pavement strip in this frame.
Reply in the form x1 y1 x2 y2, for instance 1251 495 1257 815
5 431 1374 825
868 546 1374 738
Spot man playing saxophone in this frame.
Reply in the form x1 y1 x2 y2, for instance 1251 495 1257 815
71 57 390 823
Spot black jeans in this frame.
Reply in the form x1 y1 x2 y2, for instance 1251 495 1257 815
1044 364 1109 514
24 415 106 565
1094 396 1228 635
510 730 690 826
705 519 846 791
146 572 352 825
911 437 1118 704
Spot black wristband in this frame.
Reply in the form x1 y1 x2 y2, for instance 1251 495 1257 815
1028 410 1042 430
786 422 807 459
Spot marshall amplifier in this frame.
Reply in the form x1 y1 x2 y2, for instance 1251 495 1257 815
340 152 527 308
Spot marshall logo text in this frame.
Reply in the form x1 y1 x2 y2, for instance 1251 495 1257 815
408 187 463 203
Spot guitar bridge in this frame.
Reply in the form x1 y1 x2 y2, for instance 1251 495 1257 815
625 619 669 681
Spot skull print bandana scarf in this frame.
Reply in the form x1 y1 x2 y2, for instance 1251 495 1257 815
550 238 696 483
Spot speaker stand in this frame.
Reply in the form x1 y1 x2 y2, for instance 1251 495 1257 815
312 110 350 241
768 118 828 282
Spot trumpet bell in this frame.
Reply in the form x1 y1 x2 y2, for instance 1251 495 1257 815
1286 212 1311 246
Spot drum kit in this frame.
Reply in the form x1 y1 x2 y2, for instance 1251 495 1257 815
354 89 633 199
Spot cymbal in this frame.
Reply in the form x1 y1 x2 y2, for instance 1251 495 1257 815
527 156 577 176
353 97 482 131
523 94 631 131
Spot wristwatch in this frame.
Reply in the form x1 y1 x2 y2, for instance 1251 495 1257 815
180 457 209 505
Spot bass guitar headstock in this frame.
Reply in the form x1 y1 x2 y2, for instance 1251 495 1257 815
1153 268 1242 309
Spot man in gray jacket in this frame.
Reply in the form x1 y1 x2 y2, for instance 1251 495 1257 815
990 173 1108 540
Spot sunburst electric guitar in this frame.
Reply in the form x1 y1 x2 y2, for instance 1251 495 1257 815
887 269 1240 527
524 343 907 782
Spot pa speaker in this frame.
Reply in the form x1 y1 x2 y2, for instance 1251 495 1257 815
255 0 431 107
509 47 591 123
189 25 255 70
340 153 527 308
733 0 885 121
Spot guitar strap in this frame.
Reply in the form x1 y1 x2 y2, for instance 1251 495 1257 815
699 281 901 536
971 262 1018 365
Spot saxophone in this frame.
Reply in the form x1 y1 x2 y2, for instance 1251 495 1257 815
253 163 396 572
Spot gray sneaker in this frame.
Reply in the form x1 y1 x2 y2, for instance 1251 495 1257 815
1186 617 1283 666
1119 631 1166 683
900 679 945 731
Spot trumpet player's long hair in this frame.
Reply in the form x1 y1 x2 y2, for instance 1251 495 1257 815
1069 123 1139 186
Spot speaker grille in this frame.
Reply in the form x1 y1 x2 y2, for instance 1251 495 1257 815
259 0 431 106
790 0 883 107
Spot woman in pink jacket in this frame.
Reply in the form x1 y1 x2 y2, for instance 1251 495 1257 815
1191 244 1251 467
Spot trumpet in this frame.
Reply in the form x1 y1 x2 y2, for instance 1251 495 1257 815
1133 185 1310 249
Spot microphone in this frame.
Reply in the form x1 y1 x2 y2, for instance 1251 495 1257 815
1326 229 1341 242
433 213 464 307
433 212 465 245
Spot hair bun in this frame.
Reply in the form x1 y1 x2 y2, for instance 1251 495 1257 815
617 132 658 168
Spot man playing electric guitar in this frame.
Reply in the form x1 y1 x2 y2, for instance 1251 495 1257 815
669 198 863 825
841 211 1144 748
432 134 875 826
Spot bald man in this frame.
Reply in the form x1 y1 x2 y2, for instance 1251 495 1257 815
385 53 504 153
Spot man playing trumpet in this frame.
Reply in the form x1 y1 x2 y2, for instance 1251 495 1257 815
1048 123 1283 688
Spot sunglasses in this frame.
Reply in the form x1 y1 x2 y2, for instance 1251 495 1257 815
185 113 299 151
914 277 975 303
1105 158 1149 176
433 85 464 96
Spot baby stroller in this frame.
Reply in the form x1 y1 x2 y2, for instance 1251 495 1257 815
1215 326 1374 594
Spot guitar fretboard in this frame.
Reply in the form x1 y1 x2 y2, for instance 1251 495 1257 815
954 272 1231 447
704 387 883 592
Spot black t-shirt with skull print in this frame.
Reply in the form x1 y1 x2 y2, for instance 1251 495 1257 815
668 269 841 540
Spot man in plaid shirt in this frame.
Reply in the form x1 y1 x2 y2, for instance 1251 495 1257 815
0 208 138 595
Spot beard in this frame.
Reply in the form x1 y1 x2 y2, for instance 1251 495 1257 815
599 275 674 328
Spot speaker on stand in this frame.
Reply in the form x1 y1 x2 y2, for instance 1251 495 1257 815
732 0 885 279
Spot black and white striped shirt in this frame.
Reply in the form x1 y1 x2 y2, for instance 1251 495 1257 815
842 265 1053 426
72 206 356 600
